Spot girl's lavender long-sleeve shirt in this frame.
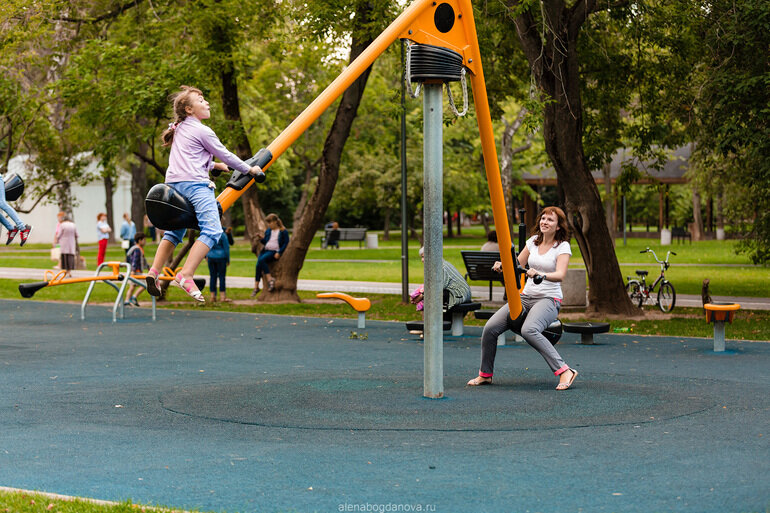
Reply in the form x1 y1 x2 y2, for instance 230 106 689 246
165 116 251 183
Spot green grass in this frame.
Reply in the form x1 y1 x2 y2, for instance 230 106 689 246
0 489 191 513
1 233 766 297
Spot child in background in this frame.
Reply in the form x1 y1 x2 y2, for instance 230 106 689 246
207 226 234 303
125 233 149 307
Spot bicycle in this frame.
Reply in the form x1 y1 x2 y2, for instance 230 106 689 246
625 247 676 312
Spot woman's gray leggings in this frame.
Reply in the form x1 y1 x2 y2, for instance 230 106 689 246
477 295 567 377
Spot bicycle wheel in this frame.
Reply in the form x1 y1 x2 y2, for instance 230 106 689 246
657 282 676 312
626 281 643 308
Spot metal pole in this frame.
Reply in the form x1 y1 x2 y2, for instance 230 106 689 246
401 40 409 304
423 82 444 399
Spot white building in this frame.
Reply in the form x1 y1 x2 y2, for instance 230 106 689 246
6 155 133 244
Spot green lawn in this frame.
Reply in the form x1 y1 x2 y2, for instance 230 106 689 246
0 489 189 513
2 231 767 298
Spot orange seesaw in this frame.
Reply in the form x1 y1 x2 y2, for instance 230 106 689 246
19 262 205 322
18 263 198 298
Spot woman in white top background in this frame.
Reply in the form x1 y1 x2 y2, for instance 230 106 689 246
467 206 578 391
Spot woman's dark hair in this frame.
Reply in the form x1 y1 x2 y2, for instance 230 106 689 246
161 86 203 147
532 206 571 245
487 230 497 242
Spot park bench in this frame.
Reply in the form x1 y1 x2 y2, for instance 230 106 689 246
461 251 503 300
320 227 368 248
672 226 692 244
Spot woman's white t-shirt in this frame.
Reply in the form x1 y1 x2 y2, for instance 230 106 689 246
521 235 572 300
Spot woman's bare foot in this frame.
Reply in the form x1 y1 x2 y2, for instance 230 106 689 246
467 376 492 386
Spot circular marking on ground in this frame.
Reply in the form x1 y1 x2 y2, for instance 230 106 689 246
160 374 714 431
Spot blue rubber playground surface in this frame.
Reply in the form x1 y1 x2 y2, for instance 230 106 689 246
1 298 768 513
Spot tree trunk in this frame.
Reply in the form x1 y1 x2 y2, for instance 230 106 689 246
500 107 530 238
603 161 613 236
293 162 316 229
57 181 73 218
383 208 391 241
480 212 491 235
446 210 453 238
511 0 637 315
221 65 266 253
103 175 116 244
131 141 149 232
691 187 704 241
258 2 377 302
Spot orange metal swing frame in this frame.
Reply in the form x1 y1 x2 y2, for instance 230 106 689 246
21 0 523 319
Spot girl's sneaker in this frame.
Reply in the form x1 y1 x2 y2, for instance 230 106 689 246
19 225 32 247
5 228 19 245
145 268 161 297
174 273 204 303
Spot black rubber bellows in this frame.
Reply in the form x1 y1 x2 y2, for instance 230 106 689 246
408 43 464 83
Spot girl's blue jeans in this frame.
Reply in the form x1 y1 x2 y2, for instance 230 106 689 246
161 181 222 249
0 177 25 231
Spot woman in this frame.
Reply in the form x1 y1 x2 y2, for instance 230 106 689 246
252 213 289 296
54 214 78 278
467 206 578 391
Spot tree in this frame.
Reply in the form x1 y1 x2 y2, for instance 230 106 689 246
261 0 397 301
685 0 770 263
505 0 640 315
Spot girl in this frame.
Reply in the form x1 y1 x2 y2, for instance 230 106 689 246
251 213 289 296
146 86 262 302
96 213 111 265
467 206 578 391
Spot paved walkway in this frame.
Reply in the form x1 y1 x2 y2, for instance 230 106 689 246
0 299 768 513
2 266 769 309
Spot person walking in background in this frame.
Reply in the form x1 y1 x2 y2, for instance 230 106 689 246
467 206 578 391
144 85 262 303
51 211 66 269
0 172 32 246
120 213 136 254
143 214 156 243
251 213 289 296
124 233 149 307
96 212 111 266
207 226 234 303
54 214 78 278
